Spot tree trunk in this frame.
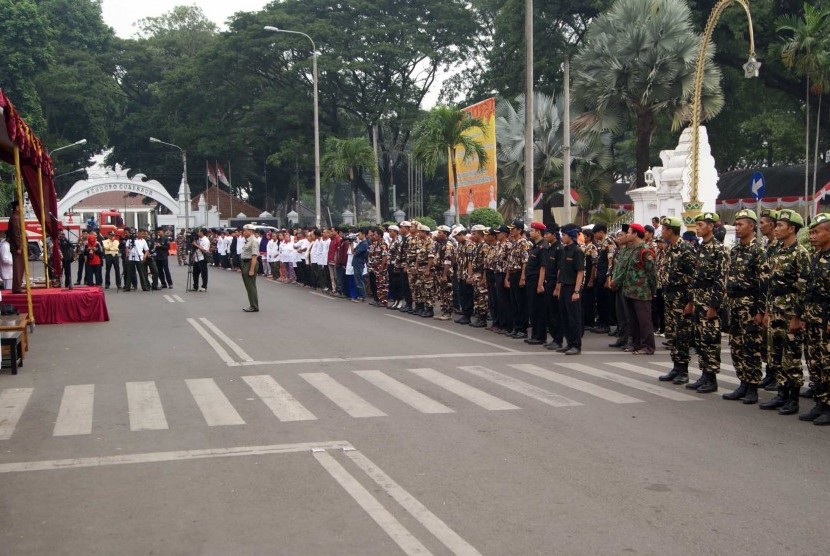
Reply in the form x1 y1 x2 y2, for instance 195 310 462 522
812 83 823 219
804 76 810 220
450 148 460 225
635 108 656 190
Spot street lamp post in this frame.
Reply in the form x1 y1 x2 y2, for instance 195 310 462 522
264 25 321 228
49 138 87 158
149 137 190 233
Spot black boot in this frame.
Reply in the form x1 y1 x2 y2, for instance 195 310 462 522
469 318 486 328
742 384 759 405
413 303 424 316
778 387 800 415
723 381 748 400
799 385 815 398
672 368 689 385
758 368 776 390
760 386 788 410
659 363 685 382
814 405 830 426
685 373 707 390
799 401 828 422
696 372 718 394
421 307 434 318
454 315 471 325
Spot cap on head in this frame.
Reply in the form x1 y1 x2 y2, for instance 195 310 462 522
418 224 431 232
436 225 451 233
629 223 646 235
694 212 720 224
660 216 682 228
496 225 510 235
810 213 830 229
388 224 400 232
733 209 757 223
510 218 524 230
399 221 411 227
470 224 486 232
760 209 779 221
243 224 256 230
530 221 546 232
776 209 804 227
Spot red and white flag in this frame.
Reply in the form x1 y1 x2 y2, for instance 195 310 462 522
207 161 217 186
216 162 230 187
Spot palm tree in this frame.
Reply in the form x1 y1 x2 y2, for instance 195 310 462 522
571 0 724 190
496 91 611 221
589 206 629 229
411 105 488 225
778 3 830 216
321 136 377 220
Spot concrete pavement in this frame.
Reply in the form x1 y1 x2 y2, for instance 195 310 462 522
0 263 827 554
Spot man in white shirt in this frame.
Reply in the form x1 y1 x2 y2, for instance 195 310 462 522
0 232 13 290
192 228 211 291
266 233 280 280
293 231 310 286
217 231 228 268
123 229 150 292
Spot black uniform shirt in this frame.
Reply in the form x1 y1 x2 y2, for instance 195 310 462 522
545 240 560 284
525 238 549 278
557 242 585 286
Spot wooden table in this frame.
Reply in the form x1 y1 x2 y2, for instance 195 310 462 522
0 313 28 358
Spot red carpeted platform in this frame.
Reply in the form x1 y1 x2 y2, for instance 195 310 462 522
3 286 109 324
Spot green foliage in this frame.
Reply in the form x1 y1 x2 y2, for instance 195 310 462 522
589 207 627 227
0 179 17 217
467 207 503 228
416 216 438 230
572 0 724 190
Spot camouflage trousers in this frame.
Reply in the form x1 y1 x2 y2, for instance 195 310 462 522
727 296 763 384
434 275 454 315
805 303 830 403
408 270 420 304
374 267 388 305
767 312 804 387
692 300 721 373
472 275 488 319
417 266 434 307
665 290 692 365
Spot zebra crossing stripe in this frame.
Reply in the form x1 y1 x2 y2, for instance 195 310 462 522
407 368 519 410
163 295 175 303
509 364 642 404
53 385 95 436
185 379 246 426
354 371 454 414
242 375 316 421
172 295 184 302
126 382 169 431
557 363 702 401
647 361 740 385
0 388 33 440
300 373 386 418
457 366 581 408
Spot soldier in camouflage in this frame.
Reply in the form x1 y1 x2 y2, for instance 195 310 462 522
371 228 389 307
404 221 421 314
657 216 697 385
455 230 476 325
414 223 434 318
431 225 456 320
759 209 811 416
386 225 402 309
616 223 657 355
758 209 779 390
468 225 490 327
484 229 500 328
722 209 768 404
506 219 530 339
798 213 830 426
683 212 728 394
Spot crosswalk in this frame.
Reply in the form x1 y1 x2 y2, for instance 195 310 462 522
0 359 746 441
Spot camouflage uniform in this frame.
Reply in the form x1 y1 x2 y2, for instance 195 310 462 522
406 233 421 306
367 238 379 299
690 237 728 375
507 236 531 332
484 236 500 322
802 246 830 418
456 239 477 319
388 235 402 302
432 238 456 316
663 239 696 368
726 239 768 385
415 235 434 308
766 241 810 387
471 240 490 320
618 241 657 353
372 239 389 305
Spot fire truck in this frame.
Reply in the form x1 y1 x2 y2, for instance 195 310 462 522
0 218 55 260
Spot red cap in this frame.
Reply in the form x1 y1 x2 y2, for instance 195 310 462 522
629 223 645 234
530 221 546 231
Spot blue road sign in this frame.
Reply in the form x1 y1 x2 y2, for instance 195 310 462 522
750 171 765 201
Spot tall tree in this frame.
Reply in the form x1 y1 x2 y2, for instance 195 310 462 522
411 105 488 224
321 137 377 220
571 0 724 190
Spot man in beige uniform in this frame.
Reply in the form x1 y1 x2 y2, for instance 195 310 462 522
241 224 259 312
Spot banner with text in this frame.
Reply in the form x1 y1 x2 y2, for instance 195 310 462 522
449 97 497 215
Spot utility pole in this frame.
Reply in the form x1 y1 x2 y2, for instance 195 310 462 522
562 57 572 223
524 0 534 223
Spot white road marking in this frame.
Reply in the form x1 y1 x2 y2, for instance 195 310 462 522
172 295 184 302
457 366 581 408
0 441 352 474
185 379 246 426
558 362 702 401
199 318 253 362
300 373 386 418
237 351 629 367
647 361 740 385
384 314 519 353
242 375 316 421
314 450 432 556
354 371 454 414
510 364 642 404
163 294 175 303
126 382 169 431
0 388 33 440
53 385 95 436
187 318 235 365
308 290 335 301
408 368 519 410
345 449 483 556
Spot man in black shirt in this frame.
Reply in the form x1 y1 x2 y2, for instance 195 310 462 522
524 222 549 344
554 224 585 355
155 229 173 289
543 226 563 350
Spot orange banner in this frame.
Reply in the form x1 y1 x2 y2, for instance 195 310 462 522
449 97 497 215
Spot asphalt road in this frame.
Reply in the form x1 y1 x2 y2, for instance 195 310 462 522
0 263 827 555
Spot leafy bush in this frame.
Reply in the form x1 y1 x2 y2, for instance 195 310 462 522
416 216 437 230
467 207 503 228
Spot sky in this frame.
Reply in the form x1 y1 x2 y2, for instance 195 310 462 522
101 0 270 38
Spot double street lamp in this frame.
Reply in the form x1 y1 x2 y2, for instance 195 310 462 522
264 25 321 228
149 137 190 232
